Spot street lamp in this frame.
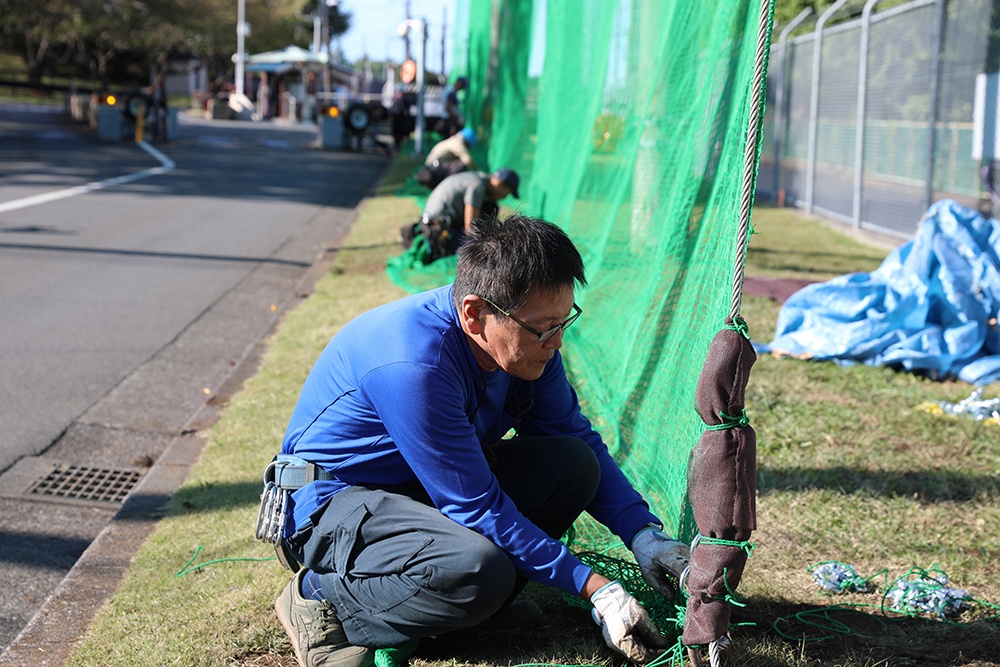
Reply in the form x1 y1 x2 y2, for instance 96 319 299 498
397 18 427 154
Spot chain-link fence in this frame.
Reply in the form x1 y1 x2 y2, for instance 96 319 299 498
757 0 995 239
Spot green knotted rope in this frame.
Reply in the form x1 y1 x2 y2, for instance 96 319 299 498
723 315 751 340
704 409 750 431
694 535 756 558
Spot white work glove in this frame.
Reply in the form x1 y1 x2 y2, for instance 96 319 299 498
590 580 670 664
631 525 690 599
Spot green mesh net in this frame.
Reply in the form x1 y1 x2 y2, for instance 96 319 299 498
389 0 773 552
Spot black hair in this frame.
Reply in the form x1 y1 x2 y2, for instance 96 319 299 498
453 214 587 312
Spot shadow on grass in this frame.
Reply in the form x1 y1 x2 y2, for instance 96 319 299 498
396 591 1000 667
161 480 261 516
738 595 1000 666
412 584 611 667
758 466 999 502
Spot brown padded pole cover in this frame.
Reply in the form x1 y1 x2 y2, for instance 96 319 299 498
694 325 756 425
682 325 757 646
683 543 748 646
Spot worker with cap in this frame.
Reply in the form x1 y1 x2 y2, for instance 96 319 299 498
425 167 519 234
440 75 468 136
403 167 520 262
419 127 479 189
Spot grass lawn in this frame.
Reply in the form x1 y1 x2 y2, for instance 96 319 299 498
65 157 1000 666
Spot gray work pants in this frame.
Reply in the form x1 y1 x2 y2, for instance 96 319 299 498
285 435 601 648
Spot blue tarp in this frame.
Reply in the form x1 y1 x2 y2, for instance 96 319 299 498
755 200 1000 386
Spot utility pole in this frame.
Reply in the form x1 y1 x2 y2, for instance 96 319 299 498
441 7 447 75
321 0 335 95
235 0 247 97
404 0 412 60
397 17 426 154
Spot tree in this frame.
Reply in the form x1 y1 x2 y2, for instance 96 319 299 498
986 0 1000 73
78 0 156 85
772 0 911 30
300 0 352 40
774 0 827 28
0 0 81 84
0 0 327 87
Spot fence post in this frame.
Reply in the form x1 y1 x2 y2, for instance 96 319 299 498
924 0 947 211
806 0 850 214
773 8 813 206
853 0 883 230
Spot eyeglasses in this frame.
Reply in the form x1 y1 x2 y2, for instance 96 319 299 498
480 297 583 343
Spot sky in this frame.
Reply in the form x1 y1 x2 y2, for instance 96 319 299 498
333 0 458 75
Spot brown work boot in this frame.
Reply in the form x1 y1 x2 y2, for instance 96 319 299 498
275 569 372 667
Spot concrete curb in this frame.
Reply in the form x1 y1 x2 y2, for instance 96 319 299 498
0 431 204 666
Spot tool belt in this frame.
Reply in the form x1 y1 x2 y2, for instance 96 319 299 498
418 215 454 262
254 454 335 571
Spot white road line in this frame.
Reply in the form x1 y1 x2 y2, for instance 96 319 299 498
0 140 176 215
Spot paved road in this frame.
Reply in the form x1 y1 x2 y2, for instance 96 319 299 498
0 103 388 651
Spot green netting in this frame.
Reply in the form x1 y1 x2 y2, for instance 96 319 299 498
452 0 492 141
389 0 773 548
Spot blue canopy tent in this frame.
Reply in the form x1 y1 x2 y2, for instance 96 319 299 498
242 46 330 120
246 45 328 73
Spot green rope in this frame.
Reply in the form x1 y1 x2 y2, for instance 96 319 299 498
648 640 686 667
704 409 750 430
373 640 420 667
719 566 747 608
776 562 1000 642
723 315 751 340
695 535 756 558
175 545 276 577
773 604 886 642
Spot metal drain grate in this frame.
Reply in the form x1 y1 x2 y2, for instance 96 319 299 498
27 464 142 503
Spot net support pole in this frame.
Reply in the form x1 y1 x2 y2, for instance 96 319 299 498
730 0 777 323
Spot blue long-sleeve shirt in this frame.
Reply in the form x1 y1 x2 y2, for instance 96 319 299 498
282 285 658 596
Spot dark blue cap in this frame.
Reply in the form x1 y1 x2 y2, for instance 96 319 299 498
491 167 520 198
